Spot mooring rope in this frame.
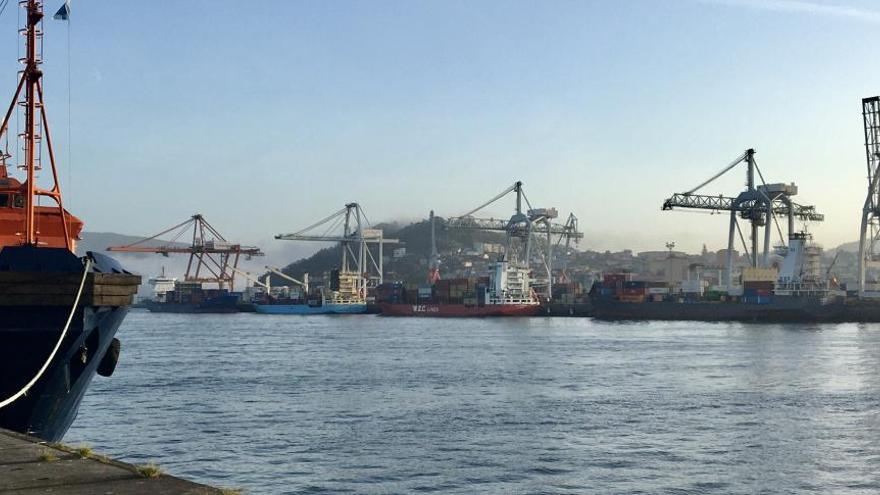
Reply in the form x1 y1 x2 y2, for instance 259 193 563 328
0 257 92 409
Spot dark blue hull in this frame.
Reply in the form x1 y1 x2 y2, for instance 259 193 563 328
0 246 137 441
145 297 240 314
588 297 880 323
0 305 128 441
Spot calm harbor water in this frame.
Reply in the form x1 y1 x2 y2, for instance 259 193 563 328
67 310 880 494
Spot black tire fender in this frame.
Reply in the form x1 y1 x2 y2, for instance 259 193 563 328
97 338 121 377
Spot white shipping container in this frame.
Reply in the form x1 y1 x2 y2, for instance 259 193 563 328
680 280 706 294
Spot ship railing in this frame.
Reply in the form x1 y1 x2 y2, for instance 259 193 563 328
774 282 832 296
486 296 541 305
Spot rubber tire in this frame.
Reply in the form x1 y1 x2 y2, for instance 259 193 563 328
97 338 120 377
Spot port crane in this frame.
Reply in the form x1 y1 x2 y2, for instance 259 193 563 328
107 213 264 291
662 149 823 291
859 96 880 297
446 181 583 297
275 203 397 297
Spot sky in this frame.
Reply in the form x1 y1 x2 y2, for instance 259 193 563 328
4 0 879 261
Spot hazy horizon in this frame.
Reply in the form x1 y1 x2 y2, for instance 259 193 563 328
4 0 877 256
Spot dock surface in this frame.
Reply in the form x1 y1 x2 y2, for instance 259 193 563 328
0 428 222 494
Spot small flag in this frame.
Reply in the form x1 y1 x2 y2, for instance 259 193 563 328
53 1 70 20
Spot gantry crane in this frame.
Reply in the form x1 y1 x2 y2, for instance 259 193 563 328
859 96 880 297
445 181 583 297
275 203 398 298
662 149 823 291
107 214 264 291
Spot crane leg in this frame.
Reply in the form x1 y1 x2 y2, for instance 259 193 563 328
727 210 736 292
763 210 772 267
860 208 871 297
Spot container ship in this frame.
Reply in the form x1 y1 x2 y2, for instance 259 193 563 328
108 215 265 314
588 233 874 322
379 259 543 317
144 280 243 314
0 1 140 441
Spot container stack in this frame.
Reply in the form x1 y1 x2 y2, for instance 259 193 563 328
741 267 777 304
620 280 647 303
646 282 670 302
742 281 774 304
552 282 585 304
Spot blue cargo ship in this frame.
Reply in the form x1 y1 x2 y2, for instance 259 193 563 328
254 301 367 314
254 269 368 315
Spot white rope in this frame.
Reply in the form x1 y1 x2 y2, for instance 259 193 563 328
0 258 91 409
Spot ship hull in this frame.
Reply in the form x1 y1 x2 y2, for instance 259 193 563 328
379 302 543 317
0 247 138 441
144 297 240 314
0 305 128 441
589 298 857 323
254 303 367 315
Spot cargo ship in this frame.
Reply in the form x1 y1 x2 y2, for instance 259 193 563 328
254 269 367 315
588 233 871 322
144 280 243 314
379 259 543 317
0 1 140 441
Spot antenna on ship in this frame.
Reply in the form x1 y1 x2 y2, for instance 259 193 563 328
427 210 440 284
0 0 73 250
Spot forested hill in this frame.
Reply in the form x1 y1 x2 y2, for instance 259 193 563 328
265 216 505 286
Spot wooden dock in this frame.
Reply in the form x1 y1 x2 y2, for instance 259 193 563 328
0 428 224 494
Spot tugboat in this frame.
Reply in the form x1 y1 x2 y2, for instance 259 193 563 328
0 1 140 441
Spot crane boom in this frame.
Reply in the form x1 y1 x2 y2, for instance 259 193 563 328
265 266 309 292
446 180 583 297
662 149 822 291
229 266 270 289
662 193 824 221
107 213 263 290
274 203 393 295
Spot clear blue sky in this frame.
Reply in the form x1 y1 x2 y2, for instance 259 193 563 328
8 0 880 254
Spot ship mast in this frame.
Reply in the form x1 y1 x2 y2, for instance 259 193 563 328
0 0 71 250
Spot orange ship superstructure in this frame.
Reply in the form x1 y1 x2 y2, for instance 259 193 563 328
0 168 83 250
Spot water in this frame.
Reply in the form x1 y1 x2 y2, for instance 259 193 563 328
66 311 880 494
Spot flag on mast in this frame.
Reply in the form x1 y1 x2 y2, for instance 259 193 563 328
53 1 70 20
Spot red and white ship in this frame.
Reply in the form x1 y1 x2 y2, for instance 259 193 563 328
379 259 543 317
